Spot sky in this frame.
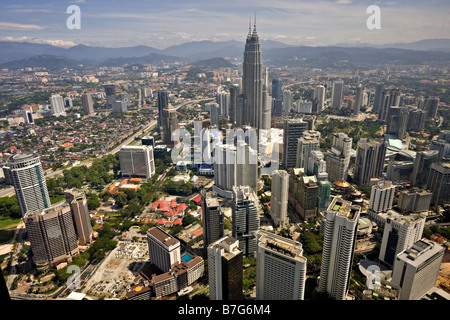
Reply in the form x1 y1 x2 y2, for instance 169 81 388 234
0 0 449 49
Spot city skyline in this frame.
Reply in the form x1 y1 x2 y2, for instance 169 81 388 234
0 0 449 50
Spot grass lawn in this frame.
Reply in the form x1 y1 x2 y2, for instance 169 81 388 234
0 217 21 230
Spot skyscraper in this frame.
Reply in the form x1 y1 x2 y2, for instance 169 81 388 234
50 94 66 117
410 150 439 188
331 80 344 108
119 145 155 179
65 188 94 246
425 96 439 119
157 90 169 127
255 230 307 300
282 117 309 169
270 170 289 228
386 106 410 139
147 227 181 273
325 132 352 183
232 185 260 257
229 84 240 125
161 107 179 147
240 18 264 129
296 130 321 170
378 88 401 121
201 190 224 250
282 89 293 116
368 180 395 213
313 85 326 113
372 83 385 114
391 239 445 300
319 197 361 300
104 84 116 109
378 213 425 267
24 201 79 268
272 78 282 100
353 138 387 186
8 152 51 216
427 162 450 206
81 92 95 115
208 236 243 300
353 84 363 116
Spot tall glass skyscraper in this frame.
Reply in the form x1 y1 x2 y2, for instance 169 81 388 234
8 152 51 216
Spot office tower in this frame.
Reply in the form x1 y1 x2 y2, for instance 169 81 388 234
307 150 326 177
270 170 289 228
141 136 155 148
353 84 363 115
262 83 271 129
317 178 332 211
272 78 282 100
331 80 344 108
216 91 230 118
271 98 283 117
378 213 425 267
368 180 395 213
438 130 450 142
386 161 414 184
229 84 239 125
49 94 66 117
410 150 439 188
23 109 34 125
319 197 361 300
430 138 450 162
386 106 409 139
283 89 293 116
296 130 321 170
8 152 51 216
255 230 307 300
232 185 260 257
398 189 432 213
297 175 319 220
157 90 169 127
213 142 258 197
391 239 445 300
354 138 387 186
378 88 401 121
112 100 127 113
282 118 309 169
297 100 312 114
425 96 439 119
147 227 181 272
64 96 73 108
201 190 224 249
65 188 93 246
161 107 179 147
241 18 264 129
104 84 116 108
120 92 131 108
208 236 243 300
325 132 352 183
81 92 95 115
313 85 326 112
119 145 155 179
206 102 220 127
24 202 79 268
427 162 450 206
372 83 385 114
407 107 426 131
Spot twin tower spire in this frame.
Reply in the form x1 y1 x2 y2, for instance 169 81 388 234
248 13 258 36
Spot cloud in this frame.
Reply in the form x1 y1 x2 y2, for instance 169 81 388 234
0 21 46 30
0 36 76 48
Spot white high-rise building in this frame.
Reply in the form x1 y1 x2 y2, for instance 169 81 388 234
325 132 352 183
119 145 155 179
8 152 51 216
216 92 230 118
331 80 344 108
378 213 425 267
296 130 321 170
368 180 395 213
50 94 66 117
232 185 260 257
270 170 289 228
392 238 445 300
282 89 293 115
147 227 181 273
313 85 326 112
256 230 307 300
319 197 361 300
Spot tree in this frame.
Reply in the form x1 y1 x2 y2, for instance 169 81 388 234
87 193 101 210
113 192 128 208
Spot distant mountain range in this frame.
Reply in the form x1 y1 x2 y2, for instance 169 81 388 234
1 38 449 70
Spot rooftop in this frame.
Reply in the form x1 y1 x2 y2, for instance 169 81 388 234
328 197 360 221
147 227 179 247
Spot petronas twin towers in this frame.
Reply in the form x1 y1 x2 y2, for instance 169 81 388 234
237 17 271 130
